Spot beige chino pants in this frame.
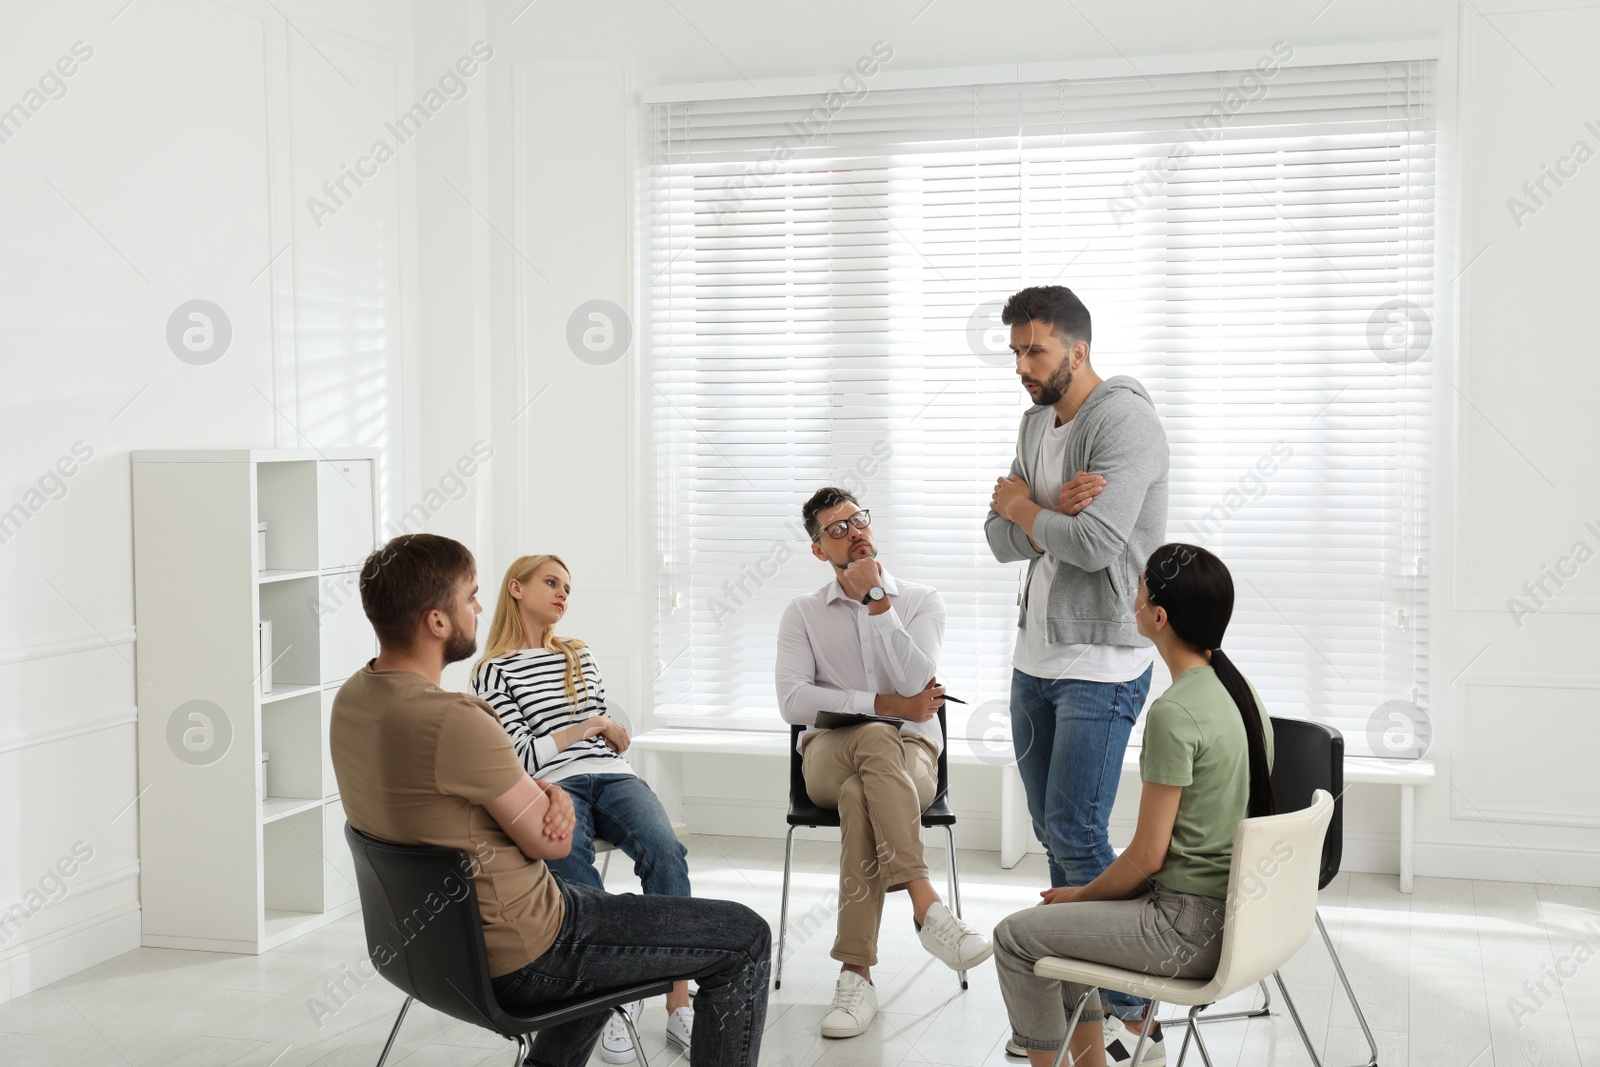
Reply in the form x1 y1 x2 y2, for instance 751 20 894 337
801 721 938 966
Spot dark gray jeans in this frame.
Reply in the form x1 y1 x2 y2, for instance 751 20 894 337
492 879 770 1067
993 884 1226 1052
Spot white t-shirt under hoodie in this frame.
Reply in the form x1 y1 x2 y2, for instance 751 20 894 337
1012 415 1155 683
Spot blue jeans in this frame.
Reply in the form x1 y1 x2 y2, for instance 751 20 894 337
493 879 769 1066
1010 666 1153 1020
543 774 691 899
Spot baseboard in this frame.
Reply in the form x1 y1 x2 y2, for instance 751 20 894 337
0 901 141 1006
1413 836 1600 887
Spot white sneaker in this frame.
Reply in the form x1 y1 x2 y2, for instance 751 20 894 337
916 902 994 971
665 1005 693 1053
1004 1036 1027 1057
1104 1015 1166 1066
600 1000 642 1063
819 971 878 1038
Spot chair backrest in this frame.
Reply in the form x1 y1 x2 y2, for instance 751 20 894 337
787 708 950 809
1206 790 1334 1000
1268 716 1344 889
344 823 510 1033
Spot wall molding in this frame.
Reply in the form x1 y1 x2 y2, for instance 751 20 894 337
1454 669 1600 830
0 901 141 1007
0 628 136 667
0 709 137 757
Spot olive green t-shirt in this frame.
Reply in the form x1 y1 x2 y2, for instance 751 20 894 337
1139 665 1274 900
330 665 565 977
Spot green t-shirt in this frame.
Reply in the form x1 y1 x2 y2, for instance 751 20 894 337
1139 665 1274 900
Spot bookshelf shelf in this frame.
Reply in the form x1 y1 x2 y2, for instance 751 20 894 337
132 448 379 954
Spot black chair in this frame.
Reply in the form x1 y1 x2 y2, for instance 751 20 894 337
1270 716 1378 1067
1156 717 1378 1067
773 705 968 991
345 824 676 1067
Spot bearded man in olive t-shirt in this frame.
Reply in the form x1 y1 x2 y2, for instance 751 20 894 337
331 534 769 1067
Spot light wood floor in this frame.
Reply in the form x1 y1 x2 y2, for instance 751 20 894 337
0 834 1595 1066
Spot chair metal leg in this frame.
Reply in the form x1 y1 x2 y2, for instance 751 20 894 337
774 826 797 989
1158 978 1271 1027
1186 1005 1218 1067
601 849 612 881
1127 999 1161 1067
621 1005 651 1067
1273 971 1328 1067
1173 1011 1196 1067
1318 912 1380 1067
945 824 964 918
943 825 969 992
374 996 412 1067
508 1033 530 1066
1049 989 1095 1067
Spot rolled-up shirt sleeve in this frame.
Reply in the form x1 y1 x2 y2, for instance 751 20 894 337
776 600 875 724
865 590 945 697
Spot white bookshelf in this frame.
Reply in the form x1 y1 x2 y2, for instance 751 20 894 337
131 449 379 953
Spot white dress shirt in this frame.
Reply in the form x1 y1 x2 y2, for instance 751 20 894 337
775 567 947 753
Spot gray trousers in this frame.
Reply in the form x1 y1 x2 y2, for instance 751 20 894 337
993 884 1226 1052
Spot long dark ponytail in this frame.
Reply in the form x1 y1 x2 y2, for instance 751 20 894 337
1143 543 1275 818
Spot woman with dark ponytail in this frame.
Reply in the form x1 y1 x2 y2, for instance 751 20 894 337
993 544 1275 1067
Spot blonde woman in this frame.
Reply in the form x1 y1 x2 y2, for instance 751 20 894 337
474 554 693 1063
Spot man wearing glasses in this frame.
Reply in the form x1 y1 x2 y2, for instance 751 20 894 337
775 486 993 1041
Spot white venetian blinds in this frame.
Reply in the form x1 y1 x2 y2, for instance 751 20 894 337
648 58 1433 756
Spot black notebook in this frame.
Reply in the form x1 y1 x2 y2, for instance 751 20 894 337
813 710 907 731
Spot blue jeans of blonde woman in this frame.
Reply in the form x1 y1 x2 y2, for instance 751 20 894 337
543 773 691 898
1010 666 1153 1022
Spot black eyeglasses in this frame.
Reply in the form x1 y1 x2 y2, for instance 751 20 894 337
813 509 871 542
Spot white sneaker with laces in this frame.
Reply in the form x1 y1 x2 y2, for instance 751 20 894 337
599 999 642 1063
819 971 878 1038
665 1005 693 1052
916 901 994 971
1104 1014 1166 1066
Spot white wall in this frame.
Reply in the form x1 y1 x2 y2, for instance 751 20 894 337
438 0 1600 885
0 0 419 1003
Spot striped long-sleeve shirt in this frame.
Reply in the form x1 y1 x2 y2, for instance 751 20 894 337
472 647 634 783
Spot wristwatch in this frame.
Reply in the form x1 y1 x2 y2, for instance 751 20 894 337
861 585 886 606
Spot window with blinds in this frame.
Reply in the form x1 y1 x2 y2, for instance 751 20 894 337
648 58 1433 758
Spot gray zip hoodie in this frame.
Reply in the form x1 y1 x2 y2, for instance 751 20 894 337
984 375 1170 648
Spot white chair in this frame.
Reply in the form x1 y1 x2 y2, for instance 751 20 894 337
1033 789 1334 1067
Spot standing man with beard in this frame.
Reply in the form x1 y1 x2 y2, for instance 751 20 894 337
985 287 1171 1061
776 488 993 1041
